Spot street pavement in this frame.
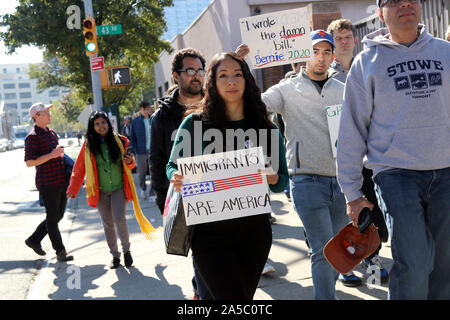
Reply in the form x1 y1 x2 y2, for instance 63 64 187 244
20 140 392 300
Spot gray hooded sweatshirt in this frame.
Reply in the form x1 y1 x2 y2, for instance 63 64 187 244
337 25 450 202
262 70 343 177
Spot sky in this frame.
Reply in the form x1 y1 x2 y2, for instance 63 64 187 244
0 0 44 65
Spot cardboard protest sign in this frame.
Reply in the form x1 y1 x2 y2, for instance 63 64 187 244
325 104 342 158
239 7 313 69
176 147 271 226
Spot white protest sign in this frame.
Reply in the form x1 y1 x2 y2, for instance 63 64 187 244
239 7 313 69
325 104 342 158
176 147 271 226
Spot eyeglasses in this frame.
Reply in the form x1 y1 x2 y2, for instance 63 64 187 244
177 68 206 77
380 0 418 8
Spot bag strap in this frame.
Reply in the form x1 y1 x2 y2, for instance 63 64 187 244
188 112 203 157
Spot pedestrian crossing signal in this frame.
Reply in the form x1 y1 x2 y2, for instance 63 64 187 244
83 17 98 56
111 67 131 86
100 66 132 89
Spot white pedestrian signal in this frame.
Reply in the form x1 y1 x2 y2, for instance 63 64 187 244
110 67 131 86
114 70 122 84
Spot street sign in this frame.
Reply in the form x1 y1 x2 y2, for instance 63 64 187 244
91 56 105 72
111 67 131 86
97 24 122 36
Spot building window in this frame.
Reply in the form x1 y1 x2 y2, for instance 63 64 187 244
3 83 16 89
2 68 7 73
19 82 31 89
5 103 18 109
16 68 21 73
48 89 59 97
21 102 32 109
5 93 17 100
22 111 29 117
19 92 32 99
158 86 163 98
164 81 169 92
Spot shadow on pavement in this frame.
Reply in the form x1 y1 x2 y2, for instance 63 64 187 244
0 259 45 275
49 263 108 300
108 264 184 300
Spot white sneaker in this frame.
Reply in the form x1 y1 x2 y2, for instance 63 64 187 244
262 262 275 275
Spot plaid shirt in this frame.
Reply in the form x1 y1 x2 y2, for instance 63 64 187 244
24 125 66 190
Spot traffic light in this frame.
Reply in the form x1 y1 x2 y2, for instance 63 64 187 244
83 17 98 56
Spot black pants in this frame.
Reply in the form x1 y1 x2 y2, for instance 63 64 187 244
191 214 272 300
28 184 67 253
361 167 389 258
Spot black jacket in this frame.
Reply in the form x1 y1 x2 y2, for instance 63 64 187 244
149 88 186 208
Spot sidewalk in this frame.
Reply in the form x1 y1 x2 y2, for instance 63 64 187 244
27 175 392 300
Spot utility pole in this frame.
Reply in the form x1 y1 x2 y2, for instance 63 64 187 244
83 0 103 111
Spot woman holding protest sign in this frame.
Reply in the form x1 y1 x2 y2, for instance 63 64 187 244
167 52 288 300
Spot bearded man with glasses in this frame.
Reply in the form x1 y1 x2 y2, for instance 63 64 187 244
150 48 206 215
149 48 212 300
337 0 450 299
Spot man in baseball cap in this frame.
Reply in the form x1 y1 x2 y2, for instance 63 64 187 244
24 101 74 262
311 29 335 49
259 28 350 299
29 102 53 120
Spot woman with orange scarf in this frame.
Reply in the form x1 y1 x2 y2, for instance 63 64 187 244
67 111 155 269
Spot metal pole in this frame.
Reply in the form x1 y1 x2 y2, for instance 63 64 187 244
83 0 103 111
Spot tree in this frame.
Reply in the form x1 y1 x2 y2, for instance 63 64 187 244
1 0 173 115
48 99 86 136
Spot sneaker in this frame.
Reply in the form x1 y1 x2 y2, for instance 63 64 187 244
361 255 389 283
124 251 133 268
285 191 291 202
109 257 120 269
56 249 74 262
338 272 362 287
25 239 46 256
262 262 275 275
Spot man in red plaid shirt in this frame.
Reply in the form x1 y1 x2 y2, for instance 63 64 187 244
24 102 73 262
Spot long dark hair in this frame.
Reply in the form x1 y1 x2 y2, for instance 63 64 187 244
86 111 121 162
201 52 273 131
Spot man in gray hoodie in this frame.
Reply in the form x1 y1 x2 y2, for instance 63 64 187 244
337 0 450 299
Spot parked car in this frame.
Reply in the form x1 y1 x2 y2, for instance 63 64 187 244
13 139 25 149
0 140 7 152
0 138 13 152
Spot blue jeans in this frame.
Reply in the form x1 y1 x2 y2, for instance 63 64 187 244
290 175 349 300
373 167 450 300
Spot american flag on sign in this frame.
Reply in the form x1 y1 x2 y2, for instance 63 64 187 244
182 173 263 197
